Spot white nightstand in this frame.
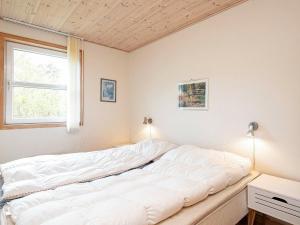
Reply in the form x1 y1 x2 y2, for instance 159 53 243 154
247 174 300 225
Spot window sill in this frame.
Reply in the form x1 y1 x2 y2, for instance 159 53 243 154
0 123 66 130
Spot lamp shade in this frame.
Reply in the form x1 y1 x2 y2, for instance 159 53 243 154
143 117 153 125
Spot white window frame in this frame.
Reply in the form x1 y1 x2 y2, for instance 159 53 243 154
5 41 67 124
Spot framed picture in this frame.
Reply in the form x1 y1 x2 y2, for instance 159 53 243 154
178 79 208 110
100 78 116 102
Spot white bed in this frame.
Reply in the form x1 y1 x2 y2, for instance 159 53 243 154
0 140 255 225
1 171 258 225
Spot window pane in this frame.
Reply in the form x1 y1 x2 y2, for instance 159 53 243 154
13 49 67 85
12 87 66 121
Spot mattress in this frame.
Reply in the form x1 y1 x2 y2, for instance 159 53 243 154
158 171 259 225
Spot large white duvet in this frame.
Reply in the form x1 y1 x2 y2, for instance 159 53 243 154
0 139 176 200
4 144 251 225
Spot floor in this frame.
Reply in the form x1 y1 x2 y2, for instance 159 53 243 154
237 214 291 225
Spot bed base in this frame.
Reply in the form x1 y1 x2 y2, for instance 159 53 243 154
197 189 248 225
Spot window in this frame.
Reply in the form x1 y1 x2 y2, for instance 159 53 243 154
4 41 68 124
0 33 84 129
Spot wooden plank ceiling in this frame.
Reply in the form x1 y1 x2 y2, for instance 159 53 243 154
0 0 246 52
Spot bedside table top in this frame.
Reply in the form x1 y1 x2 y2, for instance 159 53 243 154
248 174 300 201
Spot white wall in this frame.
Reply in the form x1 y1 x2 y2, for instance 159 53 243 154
129 0 300 181
0 20 130 163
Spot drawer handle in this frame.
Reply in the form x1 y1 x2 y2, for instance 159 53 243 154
272 197 288 204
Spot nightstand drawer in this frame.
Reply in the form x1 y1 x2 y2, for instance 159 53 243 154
248 186 300 224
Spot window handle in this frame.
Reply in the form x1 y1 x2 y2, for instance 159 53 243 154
7 80 12 90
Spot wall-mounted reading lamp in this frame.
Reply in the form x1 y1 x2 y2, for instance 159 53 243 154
247 122 259 170
143 117 153 125
143 117 153 139
247 122 259 137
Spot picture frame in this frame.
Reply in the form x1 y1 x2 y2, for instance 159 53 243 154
178 79 208 110
100 78 117 102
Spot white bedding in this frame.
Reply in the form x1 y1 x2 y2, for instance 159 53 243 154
0 139 176 200
158 171 259 225
5 145 251 225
